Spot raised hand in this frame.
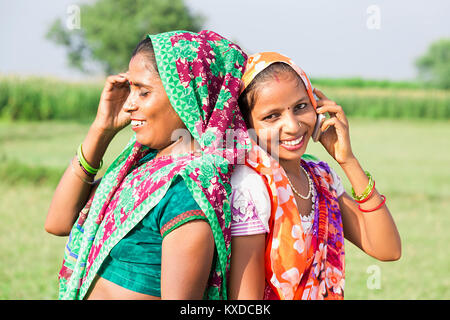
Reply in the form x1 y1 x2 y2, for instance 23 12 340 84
314 88 355 166
93 73 131 135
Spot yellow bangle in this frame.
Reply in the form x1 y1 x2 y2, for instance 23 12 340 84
351 171 374 202
77 144 103 175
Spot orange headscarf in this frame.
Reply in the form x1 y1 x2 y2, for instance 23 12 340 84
240 52 317 110
242 52 345 300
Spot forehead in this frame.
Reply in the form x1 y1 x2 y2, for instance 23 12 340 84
128 54 158 85
253 74 308 109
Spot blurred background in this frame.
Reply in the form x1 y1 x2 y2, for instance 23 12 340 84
0 0 449 299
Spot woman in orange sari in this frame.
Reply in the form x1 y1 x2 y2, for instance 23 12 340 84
228 52 401 300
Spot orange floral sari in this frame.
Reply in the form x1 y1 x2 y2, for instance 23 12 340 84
246 145 345 300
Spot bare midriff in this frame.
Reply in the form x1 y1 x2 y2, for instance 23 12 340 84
85 275 161 300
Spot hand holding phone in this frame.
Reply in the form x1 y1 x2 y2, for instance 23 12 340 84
312 88 355 165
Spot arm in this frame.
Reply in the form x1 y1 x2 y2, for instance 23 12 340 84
229 234 265 299
45 126 112 236
338 158 401 261
160 220 214 299
315 88 401 261
227 165 271 299
45 73 131 236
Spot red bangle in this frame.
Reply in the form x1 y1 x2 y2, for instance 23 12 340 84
354 180 376 204
358 195 386 213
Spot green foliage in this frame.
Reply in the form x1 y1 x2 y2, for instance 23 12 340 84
320 87 450 119
1 76 448 121
0 77 102 121
0 160 63 187
416 38 450 89
310 77 424 89
46 0 203 74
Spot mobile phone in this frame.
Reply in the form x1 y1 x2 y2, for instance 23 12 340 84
312 92 325 142
312 113 325 142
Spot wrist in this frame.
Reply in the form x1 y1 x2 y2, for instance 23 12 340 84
80 123 115 169
90 120 118 141
339 155 359 171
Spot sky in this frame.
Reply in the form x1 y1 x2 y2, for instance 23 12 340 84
0 0 449 81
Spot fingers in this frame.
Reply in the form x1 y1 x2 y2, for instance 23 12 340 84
313 88 328 100
315 98 336 109
317 104 348 126
104 74 130 92
313 88 348 126
118 72 129 82
314 88 337 111
320 117 346 134
107 74 129 84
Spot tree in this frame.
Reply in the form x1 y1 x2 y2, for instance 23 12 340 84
46 0 203 75
415 38 450 89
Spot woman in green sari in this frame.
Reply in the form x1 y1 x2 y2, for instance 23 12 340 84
45 30 250 300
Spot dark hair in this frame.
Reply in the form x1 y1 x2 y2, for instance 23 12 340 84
131 37 159 75
238 62 302 128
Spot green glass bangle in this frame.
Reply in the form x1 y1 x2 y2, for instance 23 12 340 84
77 144 103 175
351 171 374 202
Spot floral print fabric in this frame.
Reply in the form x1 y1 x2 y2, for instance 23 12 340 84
230 160 345 237
230 164 271 236
246 144 345 300
58 30 250 300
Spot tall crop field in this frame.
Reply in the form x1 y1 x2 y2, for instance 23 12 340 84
0 76 449 121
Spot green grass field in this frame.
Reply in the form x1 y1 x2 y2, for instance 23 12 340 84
0 119 449 299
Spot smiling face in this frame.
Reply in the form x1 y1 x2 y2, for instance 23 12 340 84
124 53 186 150
248 70 317 164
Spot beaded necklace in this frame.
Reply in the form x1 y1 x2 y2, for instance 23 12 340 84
285 164 315 232
285 164 313 200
